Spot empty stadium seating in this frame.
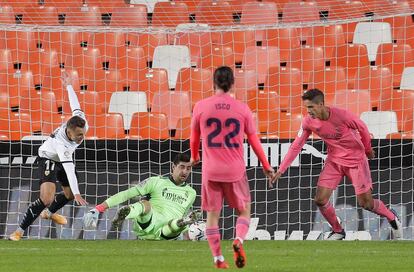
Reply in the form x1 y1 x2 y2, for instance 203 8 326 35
0 0 413 140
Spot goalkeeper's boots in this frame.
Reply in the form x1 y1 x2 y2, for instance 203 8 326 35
9 229 23 241
232 238 247 268
214 260 229 269
326 229 346 240
181 210 202 226
40 210 68 225
390 209 402 240
112 205 131 229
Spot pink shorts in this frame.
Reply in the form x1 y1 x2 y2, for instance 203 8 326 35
201 174 251 212
318 159 373 195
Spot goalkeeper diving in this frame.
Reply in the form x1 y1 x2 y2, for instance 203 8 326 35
83 153 201 240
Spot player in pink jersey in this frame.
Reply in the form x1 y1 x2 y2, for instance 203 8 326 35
191 66 276 269
275 89 402 240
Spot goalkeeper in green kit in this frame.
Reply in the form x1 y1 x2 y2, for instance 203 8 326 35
83 153 200 240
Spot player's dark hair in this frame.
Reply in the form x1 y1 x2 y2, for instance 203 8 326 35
67 115 86 130
214 66 234 93
302 89 325 104
173 153 191 165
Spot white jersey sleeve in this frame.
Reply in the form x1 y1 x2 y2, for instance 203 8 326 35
61 162 80 195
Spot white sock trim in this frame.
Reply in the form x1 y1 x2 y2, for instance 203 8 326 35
214 255 224 262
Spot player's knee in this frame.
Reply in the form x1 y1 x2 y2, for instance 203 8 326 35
141 200 151 214
40 195 54 207
314 197 328 207
63 189 74 200
358 199 373 210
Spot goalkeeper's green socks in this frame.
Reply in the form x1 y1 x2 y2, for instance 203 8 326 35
161 219 184 237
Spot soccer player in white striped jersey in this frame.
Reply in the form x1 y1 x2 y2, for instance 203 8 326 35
9 72 89 241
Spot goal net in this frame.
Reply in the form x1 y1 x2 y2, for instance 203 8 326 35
0 0 413 240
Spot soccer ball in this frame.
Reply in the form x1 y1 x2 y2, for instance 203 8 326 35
188 222 207 241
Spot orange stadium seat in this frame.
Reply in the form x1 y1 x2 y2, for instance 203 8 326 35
88 113 125 139
91 32 127 66
62 90 103 116
262 28 301 64
119 46 147 90
354 66 392 108
277 112 303 139
174 116 192 139
175 68 214 108
242 46 280 84
90 69 124 111
254 91 280 134
0 6 16 24
174 29 213 66
137 68 170 105
7 71 35 111
282 1 320 23
42 0 83 7
5 0 40 9
331 44 370 89
42 32 93 57
195 0 234 26
129 112 170 139
199 45 235 70
332 89 372 116
176 0 200 14
28 50 61 84
218 30 256 64
386 131 414 139
0 31 40 64
66 48 103 84
151 91 192 129
329 1 370 43
41 115 71 135
127 33 168 62
152 2 190 27
63 6 103 26
240 2 278 25
22 90 59 122
22 6 59 25
396 23 414 47
85 0 130 12
376 43 414 88
0 49 14 72
234 69 257 103
265 67 303 113
380 89 414 132
308 66 347 102
290 46 325 84
0 92 9 111
63 7 103 26
0 112 36 140
303 25 346 59
110 6 148 27
378 1 412 39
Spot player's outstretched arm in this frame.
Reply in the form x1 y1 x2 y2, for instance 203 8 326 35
190 105 201 165
61 161 88 206
277 124 311 178
246 133 277 187
83 185 144 228
62 71 82 113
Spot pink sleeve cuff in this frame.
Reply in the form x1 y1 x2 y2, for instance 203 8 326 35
95 204 106 213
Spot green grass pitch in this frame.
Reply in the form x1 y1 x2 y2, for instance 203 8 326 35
0 240 413 271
